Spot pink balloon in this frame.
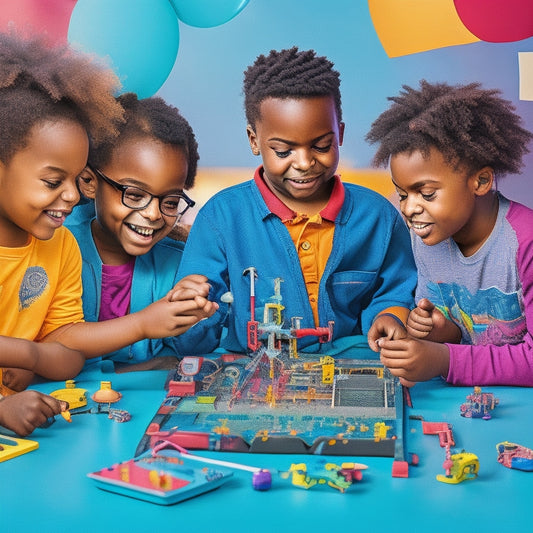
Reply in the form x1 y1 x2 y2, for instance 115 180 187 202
0 0 77 45
454 0 533 43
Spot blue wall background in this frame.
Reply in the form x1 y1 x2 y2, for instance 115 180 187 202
155 0 533 206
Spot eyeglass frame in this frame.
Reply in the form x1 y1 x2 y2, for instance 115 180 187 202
86 164 195 220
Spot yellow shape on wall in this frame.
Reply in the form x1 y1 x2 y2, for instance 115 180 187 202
368 0 480 58
519 52 533 101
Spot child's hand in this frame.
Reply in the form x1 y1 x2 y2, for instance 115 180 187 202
168 274 212 301
367 314 407 352
407 298 461 343
0 391 68 437
406 298 438 338
136 295 218 339
167 274 219 322
377 337 450 384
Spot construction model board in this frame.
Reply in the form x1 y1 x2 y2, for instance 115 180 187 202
136 344 407 461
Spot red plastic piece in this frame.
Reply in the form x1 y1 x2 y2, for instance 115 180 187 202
392 460 409 478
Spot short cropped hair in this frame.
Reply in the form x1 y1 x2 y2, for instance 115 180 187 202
243 46 342 130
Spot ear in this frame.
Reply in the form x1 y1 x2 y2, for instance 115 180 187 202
246 125 260 156
473 166 494 196
338 121 345 146
78 166 98 200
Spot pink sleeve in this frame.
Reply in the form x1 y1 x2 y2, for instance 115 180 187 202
446 202 533 386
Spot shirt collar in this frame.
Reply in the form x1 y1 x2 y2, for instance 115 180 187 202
254 165 344 222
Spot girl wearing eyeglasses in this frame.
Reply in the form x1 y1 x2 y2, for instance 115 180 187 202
66 93 217 370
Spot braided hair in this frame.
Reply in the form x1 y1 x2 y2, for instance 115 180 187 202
366 80 532 177
243 47 342 130
0 29 124 163
89 92 199 189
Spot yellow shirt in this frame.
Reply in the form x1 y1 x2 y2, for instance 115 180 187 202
0 227 84 341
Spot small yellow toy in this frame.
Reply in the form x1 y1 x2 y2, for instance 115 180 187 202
279 461 368 492
437 451 479 484
50 379 88 410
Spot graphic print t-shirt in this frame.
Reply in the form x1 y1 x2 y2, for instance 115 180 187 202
0 227 84 341
413 195 527 346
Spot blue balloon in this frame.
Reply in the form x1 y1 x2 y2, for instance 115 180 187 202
68 0 180 98
171 0 249 28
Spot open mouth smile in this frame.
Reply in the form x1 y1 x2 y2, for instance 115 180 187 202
126 222 162 237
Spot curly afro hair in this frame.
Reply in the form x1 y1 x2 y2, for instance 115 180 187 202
0 29 124 163
88 92 199 189
243 46 342 130
366 80 532 177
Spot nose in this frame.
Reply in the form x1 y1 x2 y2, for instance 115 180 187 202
139 196 162 221
61 181 80 205
292 148 315 172
402 194 423 218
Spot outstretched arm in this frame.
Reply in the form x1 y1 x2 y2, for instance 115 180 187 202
44 287 218 359
0 337 84 381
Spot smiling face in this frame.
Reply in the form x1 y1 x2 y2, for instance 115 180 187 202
0 119 87 247
247 96 344 214
390 146 496 254
84 136 189 265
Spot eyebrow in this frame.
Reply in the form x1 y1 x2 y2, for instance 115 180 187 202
391 178 440 189
42 165 69 175
268 131 335 145
114 177 183 195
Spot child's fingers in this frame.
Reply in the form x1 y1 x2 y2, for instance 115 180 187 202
169 287 208 301
40 393 66 416
178 274 209 284
173 275 211 294
417 298 435 312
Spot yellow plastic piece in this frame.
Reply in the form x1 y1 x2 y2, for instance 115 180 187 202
50 380 88 409
437 452 479 484
0 434 39 462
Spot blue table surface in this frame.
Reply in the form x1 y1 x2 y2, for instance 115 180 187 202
3 365 532 533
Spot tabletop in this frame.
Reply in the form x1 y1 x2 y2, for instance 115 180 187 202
2 364 531 533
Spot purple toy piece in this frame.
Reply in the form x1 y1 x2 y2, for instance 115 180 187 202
252 469 272 490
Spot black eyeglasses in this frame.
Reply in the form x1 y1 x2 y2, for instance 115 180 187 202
87 165 195 220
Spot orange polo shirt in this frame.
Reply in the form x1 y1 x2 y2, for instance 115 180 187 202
255 169 408 328
255 172 339 325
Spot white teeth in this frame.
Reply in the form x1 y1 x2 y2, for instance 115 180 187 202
127 223 155 236
411 222 429 230
47 210 63 219
292 178 314 184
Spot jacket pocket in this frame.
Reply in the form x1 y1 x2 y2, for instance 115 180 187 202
329 270 377 313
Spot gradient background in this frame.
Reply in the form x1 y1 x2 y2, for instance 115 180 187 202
155 0 533 213
3 0 532 213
